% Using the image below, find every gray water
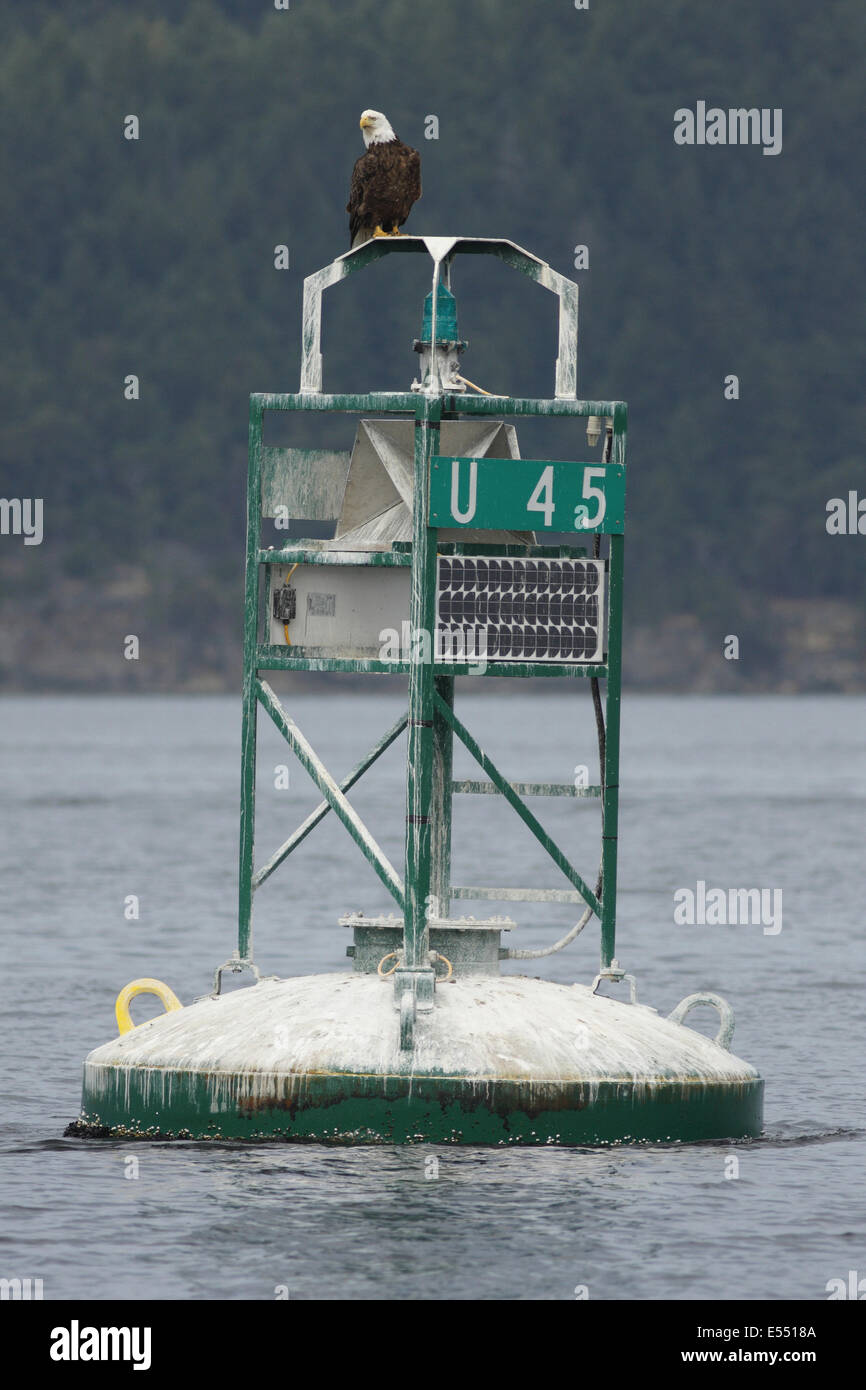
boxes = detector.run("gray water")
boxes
[1,692,863,1301]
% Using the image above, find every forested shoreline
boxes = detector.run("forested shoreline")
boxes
[0,1,862,689]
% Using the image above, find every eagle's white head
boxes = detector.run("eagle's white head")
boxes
[359,109,396,147]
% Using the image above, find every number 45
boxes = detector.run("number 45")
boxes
[574,467,606,530]
[526,465,607,529]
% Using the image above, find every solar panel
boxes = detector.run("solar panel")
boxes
[436,557,605,665]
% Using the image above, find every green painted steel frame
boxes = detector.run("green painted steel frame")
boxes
[434,695,601,917]
[240,391,627,973]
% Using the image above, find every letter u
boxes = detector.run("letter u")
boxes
[450,459,477,523]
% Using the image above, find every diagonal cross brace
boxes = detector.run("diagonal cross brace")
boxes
[434,692,601,918]
[253,711,408,889]
[257,680,405,910]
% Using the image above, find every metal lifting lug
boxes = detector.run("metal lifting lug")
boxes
[668,992,735,1051]
[590,959,639,1004]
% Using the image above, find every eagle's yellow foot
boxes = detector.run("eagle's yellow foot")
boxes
[372,225,388,237]
[390,226,406,236]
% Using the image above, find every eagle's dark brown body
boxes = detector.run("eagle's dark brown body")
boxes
[347,138,421,248]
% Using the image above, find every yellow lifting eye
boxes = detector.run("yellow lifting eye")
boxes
[115,978,183,1035]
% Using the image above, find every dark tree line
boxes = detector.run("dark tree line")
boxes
[0,0,862,656]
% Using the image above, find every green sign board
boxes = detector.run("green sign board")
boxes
[429,457,625,534]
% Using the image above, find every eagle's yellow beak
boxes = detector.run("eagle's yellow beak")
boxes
[360,116,372,129]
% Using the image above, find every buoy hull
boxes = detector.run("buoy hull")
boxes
[71,973,763,1145]
[73,1066,763,1145]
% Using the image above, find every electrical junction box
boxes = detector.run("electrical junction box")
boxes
[268,562,409,655]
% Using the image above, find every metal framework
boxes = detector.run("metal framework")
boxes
[300,235,579,398]
[235,238,627,1032]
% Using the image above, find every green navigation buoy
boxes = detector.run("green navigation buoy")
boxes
[69,236,763,1145]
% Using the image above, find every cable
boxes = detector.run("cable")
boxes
[502,864,603,960]
[453,372,504,397]
[281,563,300,648]
[589,418,613,793]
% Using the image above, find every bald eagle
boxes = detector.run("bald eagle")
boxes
[347,110,421,249]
